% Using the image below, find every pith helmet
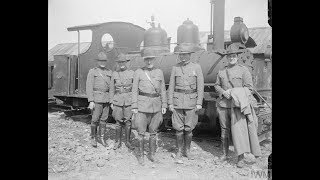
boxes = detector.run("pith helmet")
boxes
[225,43,243,55]
[115,53,130,62]
[95,52,108,61]
[174,44,195,54]
[142,48,157,59]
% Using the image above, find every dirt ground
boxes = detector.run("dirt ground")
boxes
[48,112,272,180]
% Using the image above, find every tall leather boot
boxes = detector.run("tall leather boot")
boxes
[220,138,229,161]
[113,125,122,150]
[137,134,145,166]
[124,121,134,150]
[98,123,107,147]
[174,131,184,163]
[90,125,97,148]
[184,131,194,160]
[149,134,160,163]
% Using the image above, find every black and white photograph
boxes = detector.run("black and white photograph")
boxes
[48,0,272,179]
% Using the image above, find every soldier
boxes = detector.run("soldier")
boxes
[131,49,167,165]
[168,45,204,163]
[86,51,112,148]
[214,44,261,168]
[109,53,134,150]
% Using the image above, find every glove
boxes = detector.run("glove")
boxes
[110,103,114,110]
[169,104,175,112]
[196,105,202,110]
[222,90,231,99]
[88,102,95,110]
[132,109,138,114]
[162,108,167,114]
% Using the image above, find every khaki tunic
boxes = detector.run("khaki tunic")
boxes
[109,69,134,106]
[168,61,204,132]
[168,62,204,109]
[214,64,253,108]
[131,67,167,113]
[86,67,112,103]
[109,69,134,123]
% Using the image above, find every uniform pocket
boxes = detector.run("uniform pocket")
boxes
[188,93,198,107]
[93,91,105,102]
[188,72,197,89]
[174,70,184,86]
[173,92,182,107]
[231,75,243,87]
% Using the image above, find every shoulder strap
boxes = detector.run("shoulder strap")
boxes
[144,70,159,93]
[98,70,111,85]
[226,68,234,88]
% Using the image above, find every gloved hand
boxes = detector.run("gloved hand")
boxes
[196,105,202,110]
[88,102,95,110]
[132,109,138,114]
[222,90,231,99]
[169,104,175,112]
[162,108,167,114]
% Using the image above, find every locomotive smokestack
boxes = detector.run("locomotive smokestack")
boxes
[211,0,225,50]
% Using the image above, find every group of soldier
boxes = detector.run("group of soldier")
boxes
[85,43,262,168]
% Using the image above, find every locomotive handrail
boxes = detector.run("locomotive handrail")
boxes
[253,88,272,110]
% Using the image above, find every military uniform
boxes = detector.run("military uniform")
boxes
[214,43,261,168]
[132,50,167,165]
[132,67,167,132]
[109,54,134,150]
[86,52,112,147]
[168,44,204,161]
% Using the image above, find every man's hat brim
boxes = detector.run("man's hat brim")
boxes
[226,51,242,55]
[174,51,193,54]
[115,59,130,62]
[143,56,156,59]
[95,58,108,61]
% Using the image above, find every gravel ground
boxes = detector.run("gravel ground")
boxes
[48,112,272,180]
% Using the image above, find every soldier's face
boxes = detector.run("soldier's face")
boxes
[227,54,238,65]
[179,53,191,62]
[144,58,155,68]
[118,61,127,69]
[97,60,107,67]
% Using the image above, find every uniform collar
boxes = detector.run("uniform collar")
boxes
[97,66,107,70]
[142,66,155,71]
[226,63,238,69]
[116,67,127,72]
[179,61,191,66]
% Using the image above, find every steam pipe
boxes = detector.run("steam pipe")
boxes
[210,0,213,36]
[77,30,80,92]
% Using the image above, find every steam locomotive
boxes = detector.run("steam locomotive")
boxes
[48,0,271,141]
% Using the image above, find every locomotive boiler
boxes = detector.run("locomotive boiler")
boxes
[48,0,271,141]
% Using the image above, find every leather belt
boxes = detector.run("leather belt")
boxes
[174,89,197,94]
[115,88,132,94]
[93,88,109,92]
[139,91,160,98]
